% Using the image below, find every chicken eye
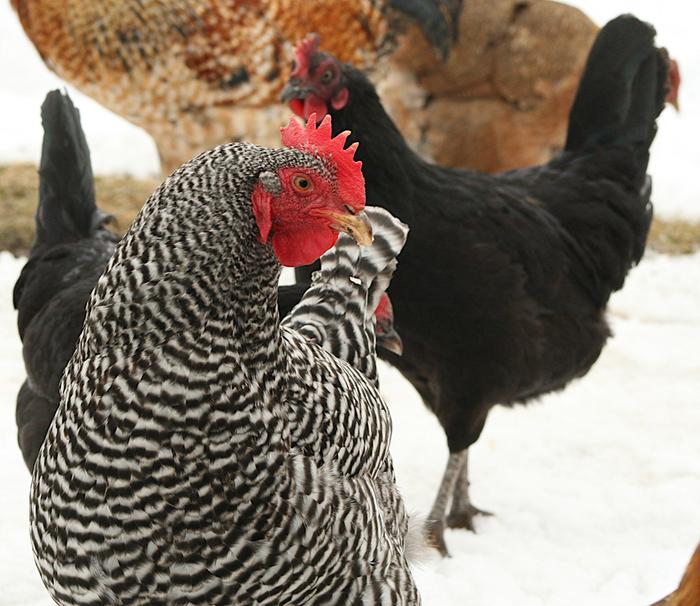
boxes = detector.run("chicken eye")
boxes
[292,175,313,193]
[319,68,334,84]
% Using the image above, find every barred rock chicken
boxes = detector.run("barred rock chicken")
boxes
[13,90,358,472]
[10,0,461,174]
[30,115,421,605]
[283,16,674,554]
[11,0,600,175]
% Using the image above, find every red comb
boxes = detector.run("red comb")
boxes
[292,33,321,78]
[281,114,365,211]
[667,57,681,111]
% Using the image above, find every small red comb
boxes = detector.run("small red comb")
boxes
[667,56,681,111]
[281,114,365,211]
[292,33,321,78]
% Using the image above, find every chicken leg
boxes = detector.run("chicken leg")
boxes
[425,450,467,556]
[426,449,492,556]
[446,449,493,530]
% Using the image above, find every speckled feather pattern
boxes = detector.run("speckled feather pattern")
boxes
[284,207,409,387]
[12,0,390,172]
[30,142,420,605]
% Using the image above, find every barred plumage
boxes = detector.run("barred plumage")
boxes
[30,138,420,605]
[284,206,409,386]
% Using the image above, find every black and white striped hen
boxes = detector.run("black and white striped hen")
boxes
[14,90,400,474]
[30,115,421,605]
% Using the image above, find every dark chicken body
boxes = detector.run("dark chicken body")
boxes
[14,90,117,471]
[288,15,670,553]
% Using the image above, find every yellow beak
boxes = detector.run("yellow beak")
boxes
[320,209,373,246]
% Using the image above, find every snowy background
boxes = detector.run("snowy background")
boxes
[1,1,699,605]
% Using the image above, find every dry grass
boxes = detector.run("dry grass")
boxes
[1,162,699,256]
[648,216,700,256]
[0,163,157,255]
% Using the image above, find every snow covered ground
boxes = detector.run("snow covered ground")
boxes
[0,1,699,217]
[2,250,699,605]
[1,1,699,605]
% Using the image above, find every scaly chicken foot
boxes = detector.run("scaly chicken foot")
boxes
[446,449,493,530]
[425,449,467,557]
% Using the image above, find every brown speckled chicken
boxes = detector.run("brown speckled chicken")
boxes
[11,0,461,173]
[12,0,595,175]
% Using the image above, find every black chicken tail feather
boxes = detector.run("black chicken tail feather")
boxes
[35,90,110,250]
[565,15,669,182]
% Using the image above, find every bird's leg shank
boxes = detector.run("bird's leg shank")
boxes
[446,449,492,530]
[425,450,468,557]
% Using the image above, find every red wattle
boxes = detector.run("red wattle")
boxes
[331,88,349,111]
[289,99,305,119]
[272,225,339,267]
[303,96,328,122]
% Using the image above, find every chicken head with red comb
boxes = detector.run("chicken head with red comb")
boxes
[281,34,349,122]
[252,114,370,267]
[281,113,364,210]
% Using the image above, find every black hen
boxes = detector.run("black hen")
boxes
[282,15,671,554]
[14,90,118,472]
[13,91,357,472]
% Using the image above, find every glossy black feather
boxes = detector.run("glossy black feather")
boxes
[33,90,109,248]
[14,90,118,471]
[277,282,311,318]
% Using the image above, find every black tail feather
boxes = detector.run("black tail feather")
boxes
[35,90,108,249]
[565,15,669,181]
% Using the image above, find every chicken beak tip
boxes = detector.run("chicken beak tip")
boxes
[379,330,403,356]
[323,209,373,246]
[348,210,373,246]
[280,82,304,103]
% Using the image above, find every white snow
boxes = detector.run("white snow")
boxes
[1,250,699,605]
[0,1,698,217]
[1,1,699,604]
